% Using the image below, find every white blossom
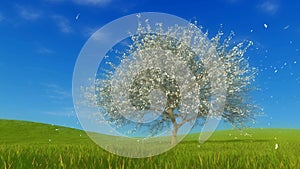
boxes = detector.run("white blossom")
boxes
[83,19,259,141]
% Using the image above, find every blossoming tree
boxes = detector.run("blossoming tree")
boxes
[84,22,259,145]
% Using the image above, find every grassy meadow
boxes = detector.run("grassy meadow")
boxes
[0,119,299,169]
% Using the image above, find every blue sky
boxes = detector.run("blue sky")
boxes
[0,0,299,129]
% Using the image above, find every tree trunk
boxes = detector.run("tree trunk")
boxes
[167,108,179,145]
[171,125,178,145]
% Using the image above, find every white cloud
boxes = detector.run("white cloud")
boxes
[46,0,111,6]
[16,5,42,21]
[258,0,279,15]
[42,83,71,100]
[45,0,65,2]
[82,26,120,46]
[52,15,72,33]
[225,0,242,3]
[37,46,55,54]
[82,27,94,37]
[72,0,111,6]
[44,107,76,117]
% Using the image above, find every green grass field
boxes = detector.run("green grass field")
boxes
[0,119,299,169]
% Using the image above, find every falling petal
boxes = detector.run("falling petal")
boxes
[76,13,80,20]
[283,25,290,30]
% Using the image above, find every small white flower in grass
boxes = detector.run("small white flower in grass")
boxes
[197,145,200,148]
[244,133,252,137]
[55,128,59,131]
[275,143,278,150]
[49,139,51,142]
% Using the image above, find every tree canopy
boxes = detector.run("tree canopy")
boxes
[84,23,259,144]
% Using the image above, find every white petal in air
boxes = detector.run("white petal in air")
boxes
[275,143,278,150]
[264,23,268,29]
[283,25,290,30]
